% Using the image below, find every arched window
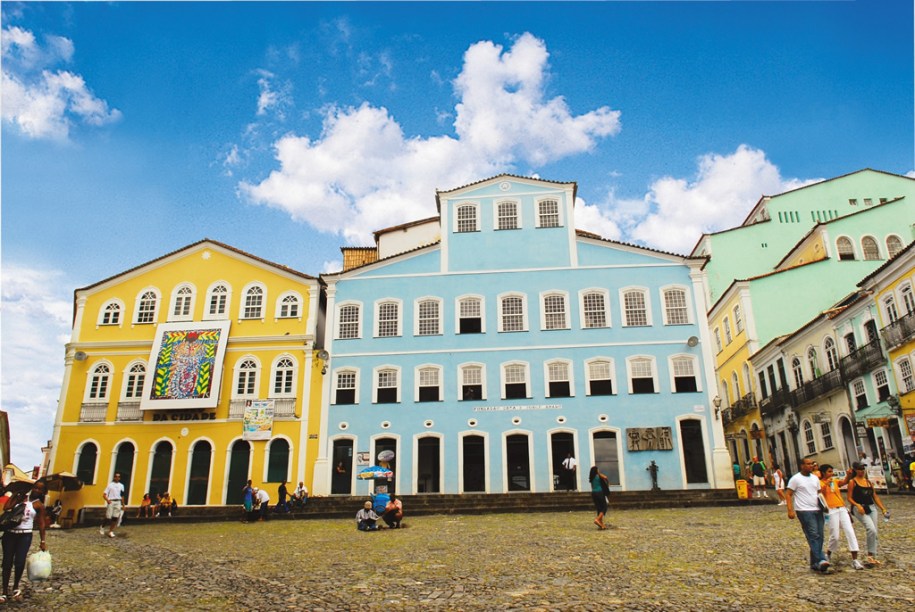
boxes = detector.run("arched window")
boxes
[537,199,560,227]
[148,441,173,500]
[586,359,614,396]
[824,337,839,371]
[113,442,135,500]
[499,294,526,332]
[277,293,301,318]
[671,356,698,392]
[376,300,401,337]
[861,236,880,260]
[542,293,568,330]
[170,284,195,320]
[135,290,159,324]
[545,361,572,397]
[622,289,649,327]
[417,366,442,402]
[334,369,358,405]
[337,303,361,339]
[123,362,146,399]
[836,237,855,261]
[883,295,898,323]
[416,299,441,336]
[791,358,804,388]
[663,288,689,325]
[628,357,656,394]
[87,364,111,401]
[497,201,518,230]
[456,204,477,232]
[75,441,98,485]
[272,357,295,396]
[460,364,484,400]
[235,359,259,397]
[242,286,264,319]
[901,285,915,316]
[807,348,819,379]
[503,363,529,399]
[375,368,399,404]
[457,296,483,334]
[267,439,290,482]
[99,301,122,326]
[886,235,904,259]
[205,283,229,319]
[731,372,740,401]
[581,290,609,328]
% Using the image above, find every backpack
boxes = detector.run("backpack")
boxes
[0,503,26,531]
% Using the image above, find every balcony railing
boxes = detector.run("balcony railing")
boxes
[228,398,297,419]
[839,339,885,381]
[79,402,108,422]
[790,368,844,408]
[116,401,142,421]
[881,310,915,350]
[229,400,247,419]
[759,387,791,417]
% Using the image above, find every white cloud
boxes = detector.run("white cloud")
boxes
[1,264,73,470]
[241,33,621,243]
[1,25,120,141]
[255,69,292,119]
[575,145,816,253]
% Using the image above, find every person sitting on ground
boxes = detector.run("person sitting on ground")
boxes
[137,493,153,519]
[48,499,63,526]
[381,495,404,529]
[293,482,308,509]
[254,487,270,521]
[356,501,379,531]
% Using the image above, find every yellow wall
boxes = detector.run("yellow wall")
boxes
[874,263,915,416]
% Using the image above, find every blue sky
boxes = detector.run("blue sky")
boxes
[2,1,913,470]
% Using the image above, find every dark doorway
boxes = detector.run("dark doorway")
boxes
[75,442,98,485]
[679,420,708,484]
[225,440,250,504]
[506,434,531,491]
[417,437,441,493]
[331,439,354,495]
[592,431,620,485]
[840,418,856,470]
[113,442,135,502]
[550,432,576,490]
[187,441,211,505]
[267,438,290,483]
[462,435,485,492]
[374,438,397,495]
[148,441,173,500]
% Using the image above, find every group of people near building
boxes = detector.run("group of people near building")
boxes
[355,496,404,531]
[241,480,309,522]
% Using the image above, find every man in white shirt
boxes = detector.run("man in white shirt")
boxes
[101,473,125,538]
[293,482,308,509]
[786,458,830,573]
[254,487,270,521]
[561,454,578,491]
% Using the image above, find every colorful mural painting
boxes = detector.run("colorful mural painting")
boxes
[141,321,231,410]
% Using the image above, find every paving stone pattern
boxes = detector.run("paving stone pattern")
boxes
[15,497,915,610]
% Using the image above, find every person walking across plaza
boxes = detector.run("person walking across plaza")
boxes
[847,462,889,567]
[100,472,125,538]
[750,456,768,498]
[785,458,830,573]
[1,480,48,603]
[589,466,610,530]
[818,464,864,570]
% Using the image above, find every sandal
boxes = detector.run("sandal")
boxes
[0,594,7,604]
[10,590,21,602]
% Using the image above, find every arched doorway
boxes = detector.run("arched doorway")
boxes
[331,439,353,495]
[679,420,708,484]
[187,440,211,505]
[592,431,620,485]
[550,432,575,490]
[840,417,856,468]
[267,438,290,483]
[225,440,250,504]
[113,442,135,502]
[374,437,397,495]
[417,437,441,493]
[505,434,530,491]
[148,441,173,500]
[75,442,98,485]
[462,435,485,492]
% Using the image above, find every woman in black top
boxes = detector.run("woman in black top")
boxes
[847,464,888,566]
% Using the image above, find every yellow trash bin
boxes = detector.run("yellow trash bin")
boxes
[736,479,749,500]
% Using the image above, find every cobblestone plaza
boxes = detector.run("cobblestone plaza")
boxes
[23,497,915,610]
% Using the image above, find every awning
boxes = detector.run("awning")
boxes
[43,472,84,492]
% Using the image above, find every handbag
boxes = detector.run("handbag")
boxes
[0,503,26,531]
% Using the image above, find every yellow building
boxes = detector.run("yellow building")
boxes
[48,240,322,514]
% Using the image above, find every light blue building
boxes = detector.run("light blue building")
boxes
[313,176,732,495]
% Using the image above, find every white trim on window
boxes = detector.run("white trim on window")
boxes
[535,198,562,228]
[239,282,267,320]
[494,199,521,230]
[458,362,487,401]
[84,360,114,403]
[836,236,856,260]
[578,288,611,329]
[667,354,702,393]
[270,354,298,398]
[372,365,402,404]
[455,294,486,334]
[497,292,528,332]
[335,300,363,340]
[414,297,442,336]
[500,361,531,400]
[374,298,403,338]
[275,291,303,319]
[133,287,161,324]
[203,281,232,321]
[626,355,658,394]
[584,357,616,396]
[120,360,147,401]
[659,285,691,326]
[331,367,360,405]
[540,290,570,330]
[232,356,261,398]
[414,364,444,402]
[167,283,196,322]
[886,234,904,259]
[543,359,574,398]
[454,202,480,233]
[98,299,125,327]
[620,287,652,327]
[861,235,881,260]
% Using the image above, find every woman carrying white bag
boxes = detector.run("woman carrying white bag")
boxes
[1,480,48,603]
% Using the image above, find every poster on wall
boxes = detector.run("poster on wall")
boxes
[140,321,231,410]
[243,399,275,440]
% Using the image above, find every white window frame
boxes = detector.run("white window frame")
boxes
[98,299,124,327]
[84,361,113,403]
[275,291,303,319]
[458,362,487,401]
[373,365,402,404]
[723,317,733,344]
[454,202,480,233]
[899,283,915,316]
[733,304,744,333]
[792,357,804,388]
[203,282,231,321]
[270,354,297,398]
[168,283,196,322]
[579,288,611,329]
[886,235,904,259]
[133,287,161,324]
[730,372,740,400]
[540,290,570,331]
[455,294,486,334]
[585,357,615,396]
[861,235,881,260]
[497,292,528,333]
[668,354,701,393]
[336,301,363,340]
[500,361,531,400]
[414,297,442,336]
[415,364,444,402]
[495,199,521,230]
[873,369,890,401]
[374,298,403,338]
[883,295,898,324]
[894,356,914,393]
[535,198,562,228]
[823,336,839,371]
[836,236,856,260]
[802,420,816,455]
[120,360,147,401]
[332,368,360,405]
[240,283,267,320]
[660,285,691,326]
[819,421,834,450]
[626,355,658,394]
[714,328,722,353]
[233,356,261,399]
[620,287,652,327]
[543,359,574,398]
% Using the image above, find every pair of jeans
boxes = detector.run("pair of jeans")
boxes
[851,504,879,556]
[795,510,827,569]
[1,531,33,592]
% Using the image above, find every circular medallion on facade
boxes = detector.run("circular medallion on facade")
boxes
[424,420,434,428]
[468,419,478,427]
[381,421,391,429]
[556,416,566,424]
[598,414,608,423]
[511,416,522,425]
[180,427,189,437]
[202,251,211,260]
[339,422,349,430]
[499,181,511,191]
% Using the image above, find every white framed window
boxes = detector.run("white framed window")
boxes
[241,284,266,320]
[455,203,479,233]
[541,291,569,330]
[743,363,753,396]
[661,287,690,325]
[895,357,914,393]
[723,317,732,344]
[98,300,124,326]
[537,198,561,228]
[456,295,484,334]
[792,357,804,388]
[900,284,915,316]
[714,328,723,353]
[415,298,442,336]
[579,289,610,329]
[85,362,112,402]
[824,337,839,371]
[374,366,400,404]
[336,302,362,339]
[502,362,530,399]
[852,378,868,410]
[121,361,146,400]
[621,288,650,327]
[733,304,743,333]
[375,299,402,338]
[498,293,528,332]
[204,282,231,320]
[886,235,904,259]
[836,236,855,260]
[670,356,700,392]
[496,200,519,230]
[803,420,816,455]
[627,356,657,394]
[459,363,486,401]
[883,295,898,324]
[861,236,880,260]
[333,369,359,405]
[820,422,834,450]
[544,360,573,398]
[271,356,296,397]
[234,358,260,397]
[169,284,196,321]
[873,369,890,402]
[807,348,820,378]
[586,358,614,396]
[416,365,443,402]
[730,372,740,400]
[276,292,302,319]
[133,288,160,324]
